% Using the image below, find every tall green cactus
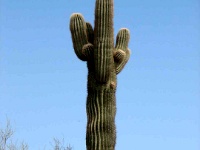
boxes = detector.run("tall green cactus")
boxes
[70,0,130,149]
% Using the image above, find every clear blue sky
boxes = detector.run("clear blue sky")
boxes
[0,0,200,149]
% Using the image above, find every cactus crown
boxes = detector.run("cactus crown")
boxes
[70,0,130,80]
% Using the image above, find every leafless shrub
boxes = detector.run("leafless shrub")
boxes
[0,119,28,150]
[0,119,14,150]
[51,138,72,150]
[1,119,73,150]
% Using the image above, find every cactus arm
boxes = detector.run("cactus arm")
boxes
[94,0,114,83]
[82,43,94,60]
[70,13,89,61]
[86,22,94,44]
[114,28,131,74]
[115,49,130,74]
[113,49,126,63]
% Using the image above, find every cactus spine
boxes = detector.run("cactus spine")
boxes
[70,0,130,149]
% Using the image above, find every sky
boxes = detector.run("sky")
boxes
[0,0,200,149]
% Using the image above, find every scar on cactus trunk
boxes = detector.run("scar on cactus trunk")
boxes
[70,0,131,149]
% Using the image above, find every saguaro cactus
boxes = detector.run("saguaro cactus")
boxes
[70,0,131,149]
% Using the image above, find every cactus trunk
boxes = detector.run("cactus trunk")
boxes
[70,0,131,149]
[86,88,116,149]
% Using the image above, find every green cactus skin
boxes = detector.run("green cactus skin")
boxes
[70,0,131,149]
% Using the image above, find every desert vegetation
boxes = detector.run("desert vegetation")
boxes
[0,119,72,150]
